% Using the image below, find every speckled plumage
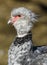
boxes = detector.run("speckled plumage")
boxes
[31,53,47,65]
[8,32,33,65]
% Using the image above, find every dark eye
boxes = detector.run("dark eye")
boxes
[18,15,21,17]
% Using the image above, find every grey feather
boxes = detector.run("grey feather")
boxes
[11,7,38,23]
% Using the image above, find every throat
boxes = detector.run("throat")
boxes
[14,31,32,46]
[17,33,27,37]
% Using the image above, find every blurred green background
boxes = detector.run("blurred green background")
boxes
[0,0,47,65]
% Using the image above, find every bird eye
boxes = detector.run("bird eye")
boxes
[18,15,21,17]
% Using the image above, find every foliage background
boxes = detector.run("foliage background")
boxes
[0,0,47,65]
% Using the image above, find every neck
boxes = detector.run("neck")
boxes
[16,31,31,38]
[14,31,32,46]
[16,33,27,37]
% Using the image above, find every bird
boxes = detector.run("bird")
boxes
[8,7,47,65]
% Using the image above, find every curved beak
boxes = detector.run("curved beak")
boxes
[7,20,11,24]
[7,18,12,24]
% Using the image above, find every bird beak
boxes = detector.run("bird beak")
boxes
[7,18,12,24]
[7,20,11,24]
[7,15,21,24]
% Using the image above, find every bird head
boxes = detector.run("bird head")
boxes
[8,7,38,37]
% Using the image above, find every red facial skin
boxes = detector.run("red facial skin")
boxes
[12,16,19,22]
[12,15,21,24]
